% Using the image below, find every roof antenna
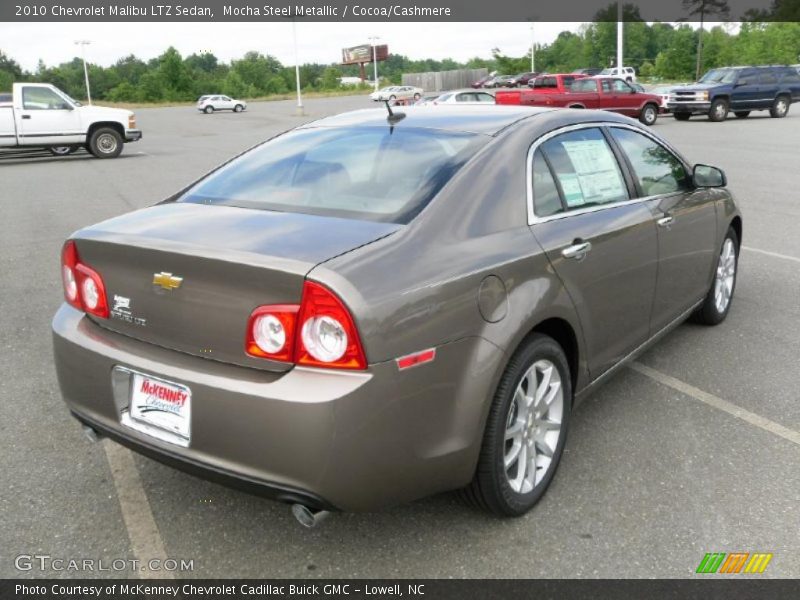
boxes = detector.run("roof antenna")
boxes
[384,100,406,125]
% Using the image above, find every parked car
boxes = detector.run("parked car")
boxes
[573,67,604,76]
[600,67,637,82]
[649,85,680,112]
[526,73,588,92]
[413,93,441,106]
[503,77,662,125]
[511,72,538,87]
[53,105,741,522]
[197,95,247,114]
[668,65,800,121]
[0,83,141,158]
[470,74,496,89]
[429,90,496,105]
[484,75,517,88]
[370,86,423,102]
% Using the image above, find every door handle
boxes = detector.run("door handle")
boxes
[561,241,592,260]
[21,115,31,120]
[657,215,674,228]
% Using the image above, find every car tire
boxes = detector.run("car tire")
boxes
[692,226,739,326]
[734,111,751,119]
[88,127,123,159]
[461,333,571,517]
[233,104,243,113]
[639,103,658,126]
[204,106,214,114]
[708,98,729,122]
[674,113,691,121]
[49,145,78,156]
[769,95,790,118]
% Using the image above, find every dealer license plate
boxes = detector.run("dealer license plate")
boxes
[127,372,191,444]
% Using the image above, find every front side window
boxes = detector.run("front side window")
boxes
[610,128,689,197]
[179,126,488,224]
[476,93,494,103]
[22,87,71,110]
[611,79,633,93]
[539,128,628,210]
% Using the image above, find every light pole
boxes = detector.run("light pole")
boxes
[529,24,535,72]
[368,36,380,92]
[74,40,92,105]
[616,1,624,72]
[291,19,304,116]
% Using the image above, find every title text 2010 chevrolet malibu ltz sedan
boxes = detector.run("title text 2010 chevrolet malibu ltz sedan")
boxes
[53,106,742,520]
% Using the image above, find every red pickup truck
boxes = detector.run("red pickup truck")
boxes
[496,77,662,126]
[496,73,587,105]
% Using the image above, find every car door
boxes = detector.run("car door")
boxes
[220,95,235,110]
[528,126,659,378]
[606,79,640,116]
[756,69,779,109]
[607,125,719,334]
[17,86,83,145]
[730,68,760,109]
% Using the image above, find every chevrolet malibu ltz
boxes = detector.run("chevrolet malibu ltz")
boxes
[53,106,741,523]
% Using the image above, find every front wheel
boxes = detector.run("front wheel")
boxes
[88,127,123,159]
[461,334,571,516]
[770,95,790,118]
[709,98,729,122]
[673,112,691,121]
[639,104,658,126]
[693,227,739,325]
[204,105,214,114]
[233,104,244,113]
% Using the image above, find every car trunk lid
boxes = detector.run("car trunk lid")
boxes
[72,203,400,372]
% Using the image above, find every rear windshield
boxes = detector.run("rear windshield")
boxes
[178,126,488,224]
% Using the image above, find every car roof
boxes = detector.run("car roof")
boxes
[298,106,553,136]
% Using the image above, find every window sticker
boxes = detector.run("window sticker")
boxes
[560,140,627,205]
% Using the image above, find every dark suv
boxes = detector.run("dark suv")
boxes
[668,65,800,121]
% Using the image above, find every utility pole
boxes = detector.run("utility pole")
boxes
[368,36,380,91]
[530,24,535,72]
[74,40,92,105]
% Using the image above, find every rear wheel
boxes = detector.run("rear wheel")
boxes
[639,103,658,126]
[233,104,243,113]
[204,105,214,114]
[734,111,751,119]
[709,98,729,122]
[693,227,739,325]
[769,95,790,118]
[88,127,123,159]
[461,334,571,516]
[673,112,691,121]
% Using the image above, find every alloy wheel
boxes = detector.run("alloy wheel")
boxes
[714,238,736,313]
[504,360,564,494]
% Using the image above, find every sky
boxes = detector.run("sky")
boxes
[0,22,587,71]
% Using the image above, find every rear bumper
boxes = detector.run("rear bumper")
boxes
[125,129,142,142]
[52,304,504,511]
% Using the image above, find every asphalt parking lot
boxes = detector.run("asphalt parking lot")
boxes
[1,96,798,579]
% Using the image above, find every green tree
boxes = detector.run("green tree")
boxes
[682,0,731,80]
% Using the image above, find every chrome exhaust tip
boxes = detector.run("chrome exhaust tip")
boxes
[291,503,330,528]
[82,425,103,443]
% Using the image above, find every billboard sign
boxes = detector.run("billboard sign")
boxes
[342,44,389,64]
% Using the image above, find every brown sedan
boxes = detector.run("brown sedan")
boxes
[53,106,741,524]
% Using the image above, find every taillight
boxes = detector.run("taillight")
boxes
[245,305,298,362]
[61,240,109,318]
[245,281,367,370]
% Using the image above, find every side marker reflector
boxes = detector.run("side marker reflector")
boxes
[396,348,436,370]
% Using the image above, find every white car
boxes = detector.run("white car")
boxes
[0,82,140,158]
[370,86,423,102]
[429,90,496,105]
[197,95,247,114]
[649,85,681,111]
[600,67,637,83]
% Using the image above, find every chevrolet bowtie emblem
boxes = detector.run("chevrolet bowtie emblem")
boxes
[152,272,183,291]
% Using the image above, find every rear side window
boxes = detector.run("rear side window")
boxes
[534,77,557,89]
[539,128,628,209]
[780,70,800,84]
[531,150,563,217]
[179,127,488,224]
[759,70,778,85]
[609,128,689,197]
[563,76,576,87]
[571,79,597,92]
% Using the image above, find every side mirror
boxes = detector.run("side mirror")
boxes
[693,164,726,188]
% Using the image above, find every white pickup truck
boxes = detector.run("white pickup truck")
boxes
[0,83,141,158]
